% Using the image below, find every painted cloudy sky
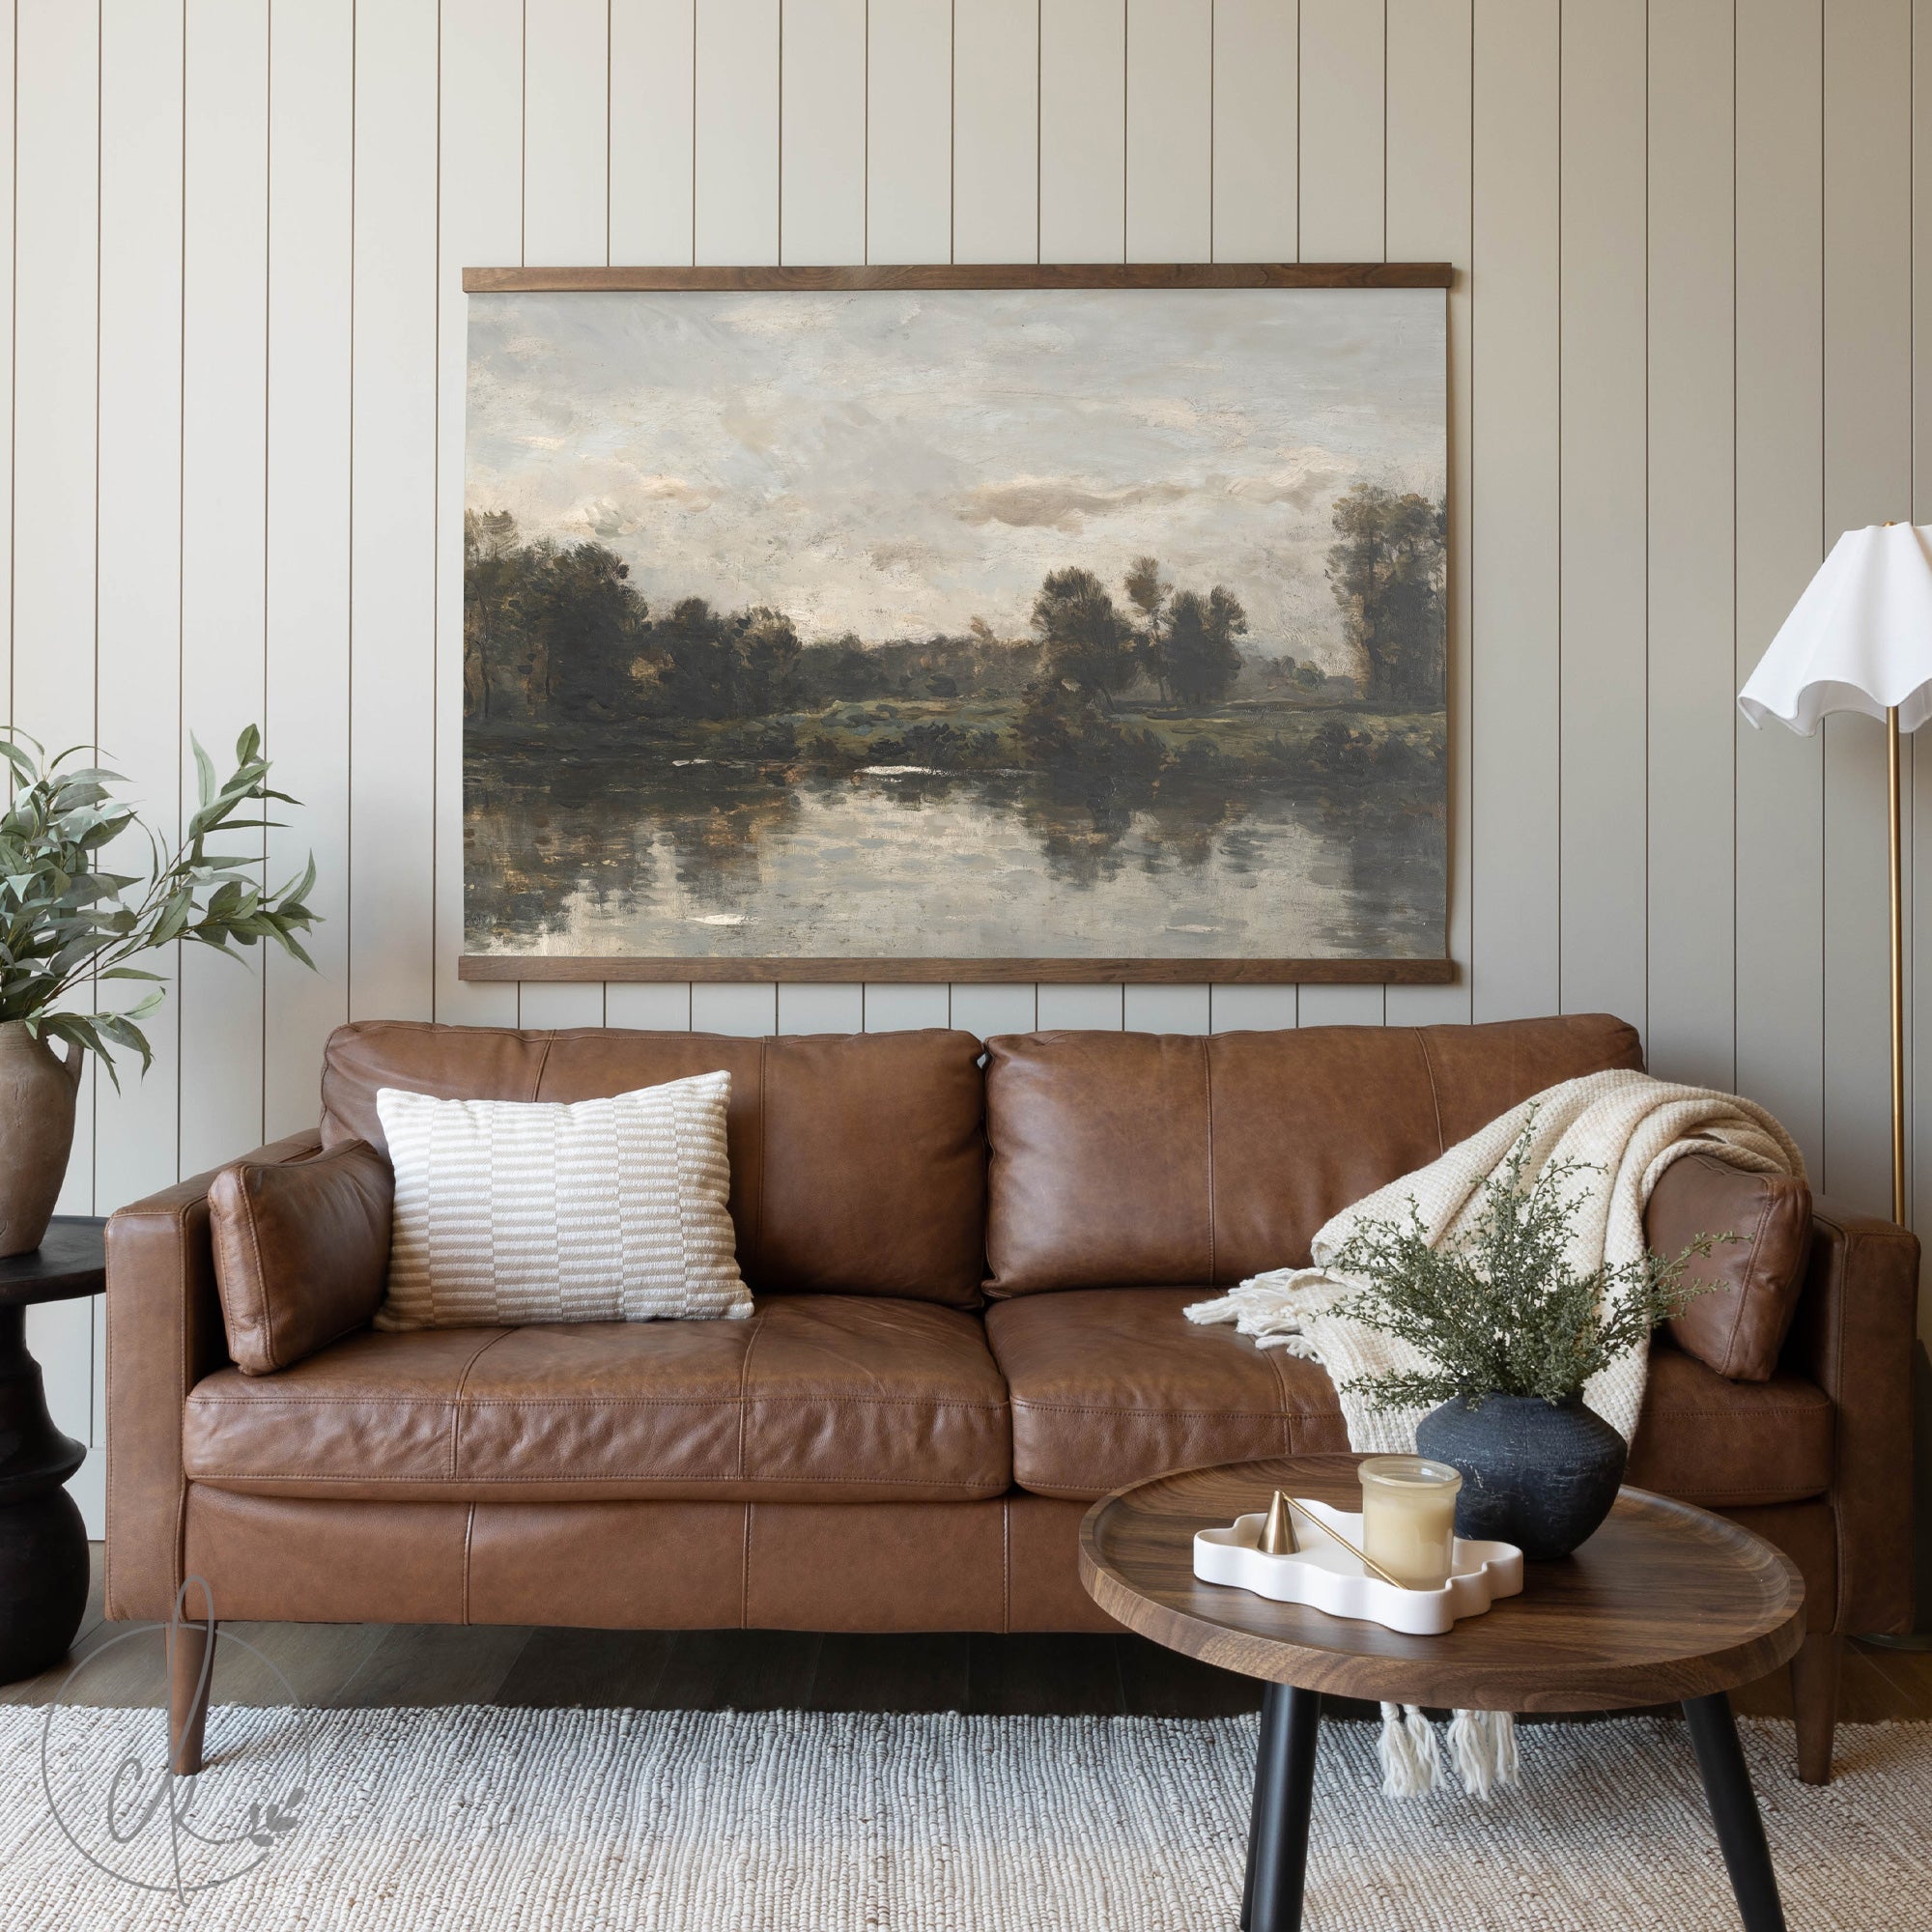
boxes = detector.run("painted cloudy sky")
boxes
[465,286,1446,668]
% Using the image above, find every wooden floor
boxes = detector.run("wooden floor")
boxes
[8,1548,1930,1725]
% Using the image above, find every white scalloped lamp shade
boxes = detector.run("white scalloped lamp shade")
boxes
[1739,522,1932,735]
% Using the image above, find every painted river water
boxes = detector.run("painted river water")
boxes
[465,752,1447,962]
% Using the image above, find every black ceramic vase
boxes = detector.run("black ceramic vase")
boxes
[1413,1392,1627,1561]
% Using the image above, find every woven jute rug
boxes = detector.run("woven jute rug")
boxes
[6,1704,1927,1930]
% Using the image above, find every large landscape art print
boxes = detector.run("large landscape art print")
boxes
[461,268,1450,980]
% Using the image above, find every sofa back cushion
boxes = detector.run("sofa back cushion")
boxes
[981,1013,1644,1294]
[321,1022,987,1305]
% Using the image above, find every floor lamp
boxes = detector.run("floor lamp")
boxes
[1737,520,1932,1231]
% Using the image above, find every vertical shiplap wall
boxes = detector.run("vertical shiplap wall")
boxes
[18,0,1932,1526]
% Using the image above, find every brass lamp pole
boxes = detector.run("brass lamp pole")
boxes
[1741,520,1932,1233]
[1889,701,1907,1227]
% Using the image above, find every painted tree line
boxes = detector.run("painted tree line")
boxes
[462,481,1445,736]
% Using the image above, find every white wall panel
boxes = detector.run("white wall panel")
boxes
[520,982,610,1029]
[608,981,696,1029]
[1211,0,1295,263]
[265,0,353,1138]
[1736,0,1825,1172]
[1210,984,1295,1031]
[351,0,439,1028]
[98,0,182,1209]
[14,0,99,859]
[692,982,780,1033]
[951,984,1037,1039]
[1556,0,1646,1038]
[1040,0,1125,262]
[1126,0,1209,262]
[15,0,95,1441]
[96,0,183,1451]
[519,0,615,1035]
[1297,0,1381,263]
[1124,985,1210,1034]
[437,0,525,1031]
[1647,0,1736,1091]
[1294,0,1387,1030]
[864,983,951,1031]
[953,0,1038,263]
[1468,0,1559,1022]
[781,0,867,265]
[778,982,865,1032]
[179,0,269,1176]
[1383,0,1470,1029]
[526,0,612,266]
[696,0,780,264]
[611,0,697,263]
[1037,984,1125,1030]
[867,0,952,263]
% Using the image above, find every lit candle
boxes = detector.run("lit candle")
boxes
[1358,1456,1463,1590]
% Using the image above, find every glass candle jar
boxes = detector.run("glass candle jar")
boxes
[1359,1456,1463,1590]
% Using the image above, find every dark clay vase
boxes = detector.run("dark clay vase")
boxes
[0,1021,81,1257]
[1414,1392,1627,1561]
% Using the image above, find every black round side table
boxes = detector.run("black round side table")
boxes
[0,1215,104,1682]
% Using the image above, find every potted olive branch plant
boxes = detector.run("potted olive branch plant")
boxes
[1325,1127,1730,1560]
[0,725,319,1255]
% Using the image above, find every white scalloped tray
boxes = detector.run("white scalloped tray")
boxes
[1193,1500,1523,1636]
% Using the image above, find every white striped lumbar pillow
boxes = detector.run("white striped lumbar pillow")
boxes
[372,1071,752,1330]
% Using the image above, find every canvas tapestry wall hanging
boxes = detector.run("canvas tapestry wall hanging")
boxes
[459,265,1451,983]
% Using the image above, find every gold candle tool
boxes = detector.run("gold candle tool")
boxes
[1259,1490,1299,1555]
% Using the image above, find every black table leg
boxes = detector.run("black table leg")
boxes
[1239,1690,1268,1930]
[1243,1685,1321,1932]
[1684,1692,1787,1932]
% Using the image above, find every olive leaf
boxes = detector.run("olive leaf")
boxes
[0,725,321,1087]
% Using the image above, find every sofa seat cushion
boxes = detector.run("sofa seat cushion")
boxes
[987,1292,1837,1510]
[985,1289,1350,1499]
[1626,1343,1833,1507]
[183,1294,1010,1504]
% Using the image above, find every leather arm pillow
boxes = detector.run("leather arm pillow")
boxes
[209,1139,393,1375]
[1646,1151,1812,1382]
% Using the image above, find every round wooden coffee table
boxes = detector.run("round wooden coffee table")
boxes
[1080,1454,1806,1932]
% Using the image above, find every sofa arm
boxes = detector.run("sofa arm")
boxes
[1781,1194,1919,1634]
[104,1129,324,1620]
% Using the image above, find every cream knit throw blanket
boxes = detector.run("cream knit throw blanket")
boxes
[1185,1067,1806,1799]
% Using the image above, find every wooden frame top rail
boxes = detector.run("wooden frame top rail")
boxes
[464,264,1456,294]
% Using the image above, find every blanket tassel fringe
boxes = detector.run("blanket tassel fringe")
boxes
[1378,1704,1517,1800]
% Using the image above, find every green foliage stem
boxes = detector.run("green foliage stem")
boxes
[0,725,320,1087]
[1325,1118,1734,1410]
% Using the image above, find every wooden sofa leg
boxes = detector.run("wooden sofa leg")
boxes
[1789,1632,1839,1785]
[167,1616,215,1776]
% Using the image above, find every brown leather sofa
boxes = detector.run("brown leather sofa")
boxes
[105,1012,1917,1782]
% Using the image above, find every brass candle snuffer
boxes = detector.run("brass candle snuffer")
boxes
[1256,1489,1406,1589]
